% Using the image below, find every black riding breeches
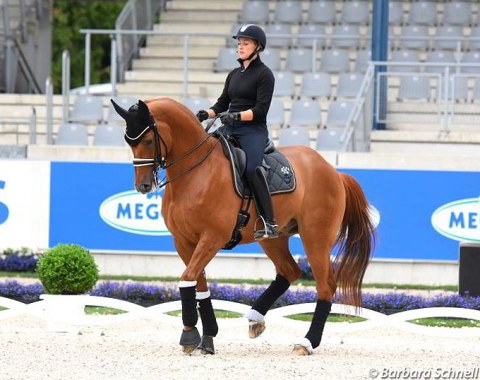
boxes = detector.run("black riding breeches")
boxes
[221,122,268,180]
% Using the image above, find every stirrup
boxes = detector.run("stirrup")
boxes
[254,217,279,241]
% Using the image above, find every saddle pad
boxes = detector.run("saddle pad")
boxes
[216,133,296,198]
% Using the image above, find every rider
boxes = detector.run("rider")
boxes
[196,24,278,240]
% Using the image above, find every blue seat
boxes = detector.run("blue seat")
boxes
[341,1,369,25]
[300,72,331,99]
[320,49,350,73]
[70,95,104,124]
[286,48,315,72]
[307,1,336,25]
[289,100,322,128]
[331,24,361,50]
[214,48,238,72]
[325,101,355,127]
[266,23,293,48]
[267,98,285,127]
[274,1,303,24]
[239,1,270,23]
[297,24,326,49]
[316,127,348,151]
[93,124,125,146]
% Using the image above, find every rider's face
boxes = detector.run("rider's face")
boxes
[237,37,258,60]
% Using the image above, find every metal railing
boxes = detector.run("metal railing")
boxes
[370,61,480,133]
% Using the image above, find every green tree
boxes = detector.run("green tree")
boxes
[52,0,126,93]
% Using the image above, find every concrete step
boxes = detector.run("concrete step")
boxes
[125,70,226,83]
[166,0,242,11]
[131,58,216,71]
[116,82,224,98]
[160,9,239,23]
[153,22,231,34]
[140,46,221,59]
[146,35,228,47]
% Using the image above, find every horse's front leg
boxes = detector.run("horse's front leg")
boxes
[178,236,223,354]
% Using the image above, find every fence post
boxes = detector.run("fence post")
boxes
[46,77,53,144]
[371,0,389,130]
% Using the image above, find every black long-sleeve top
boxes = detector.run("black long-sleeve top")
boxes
[210,57,275,126]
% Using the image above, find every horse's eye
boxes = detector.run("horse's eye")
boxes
[145,139,153,146]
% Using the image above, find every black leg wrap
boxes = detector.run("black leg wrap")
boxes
[305,300,332,349]
[179,326,201,347]
[179,285,198,327]
[198,297,218,337]
[198,335,215,355]
[251,274,290,315]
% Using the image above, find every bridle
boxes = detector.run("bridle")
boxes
[130,114,219,189]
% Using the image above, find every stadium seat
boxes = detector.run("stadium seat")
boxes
[316,127,348,151]
[213,48,238,72]
[266,23,293,49]
[336,72,363,99]
[274,1,303,24]
[182,97,212,113]
[300,72,331,99]
[460,52,480,74]
[355,50,371,73]
[286,48,315,72]
[267,98,285,127]
[469,27,480,51]
[325,100,355,127]
[443,2,472,26]
[106,96,137,123]
[390,50,421,73]
[262,48,282,71]
[297,24,326,49]
[388,1,404,25]
[289,100,322,128]
[320,49,350,73]
[407,2,437,26]
[447,75,469,102]
[307,1,336,25]
[472,77,480,102]
[331,24,361,50]
[341,1,369,25]
[278,127,310,147]
[424,51,456,74]
[239,1,269,23]
[93,124,125,147]
[273,71,296,98]
[55,123,89,146]
[433,26,464,51]
[69,95,104,124]
[397,75,431,101]
[397,25,429,51]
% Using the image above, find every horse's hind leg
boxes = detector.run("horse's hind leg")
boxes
[293,232,337,356]
[247,237,302,338]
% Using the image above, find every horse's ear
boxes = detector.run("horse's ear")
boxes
[110,99,129,120]
[137,100,150,117]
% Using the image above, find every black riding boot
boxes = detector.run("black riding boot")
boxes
[250,167,279,240]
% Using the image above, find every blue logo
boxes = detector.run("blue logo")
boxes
[0,180,9,225]
[431,197,480,242]
[99,189,171,236]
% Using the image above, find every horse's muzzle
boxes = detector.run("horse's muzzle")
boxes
[137,183,152,194]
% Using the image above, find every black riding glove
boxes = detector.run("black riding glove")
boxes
[220,112,241,126]
[196,110,209,122]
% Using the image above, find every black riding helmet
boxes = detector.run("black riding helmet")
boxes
[232,24,266,52]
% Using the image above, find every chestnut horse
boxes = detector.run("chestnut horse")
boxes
[111,97,375,356]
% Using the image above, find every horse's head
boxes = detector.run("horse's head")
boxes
[111,99,165,194]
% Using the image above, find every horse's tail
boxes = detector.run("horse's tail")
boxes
[334,173,376,308]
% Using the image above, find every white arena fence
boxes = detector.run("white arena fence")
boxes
[1,296,480,338]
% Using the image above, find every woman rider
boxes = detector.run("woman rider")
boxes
[196,24,278,240]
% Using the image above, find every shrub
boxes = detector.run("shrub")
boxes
[37,244,99,295]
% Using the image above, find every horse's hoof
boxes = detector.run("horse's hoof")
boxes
[197,335,215,355]
[180,327,201,355]
[248,320,266,339]
[292,344,312,356]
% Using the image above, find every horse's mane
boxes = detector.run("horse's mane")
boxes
[144,97,206,134]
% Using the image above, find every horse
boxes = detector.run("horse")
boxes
[111,97,375,356]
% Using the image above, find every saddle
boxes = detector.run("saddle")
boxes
[212,130,296,250]
[213,131,296,198]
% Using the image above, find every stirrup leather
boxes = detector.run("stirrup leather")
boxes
[254,216,279,240]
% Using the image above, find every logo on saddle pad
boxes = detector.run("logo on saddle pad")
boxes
[99,190,170,236]
[431,197,480,242]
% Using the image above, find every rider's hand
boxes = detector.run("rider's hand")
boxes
[196,110,209,122]
[220,112,241,126]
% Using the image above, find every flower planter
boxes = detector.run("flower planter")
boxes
[40,294,87,333]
